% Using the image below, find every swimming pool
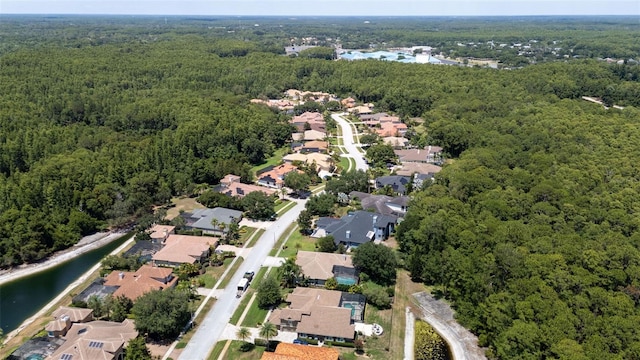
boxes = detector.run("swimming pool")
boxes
[335,276,357,285]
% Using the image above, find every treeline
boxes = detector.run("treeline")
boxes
[398,92,640,357]
[0,26,640,358]
[1,31,638,268]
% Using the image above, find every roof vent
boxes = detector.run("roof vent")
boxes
[119,272,125,280]
[346,230,351,239]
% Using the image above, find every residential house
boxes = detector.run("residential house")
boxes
[182,207,243,236]
[103,264,178,301]
[359,112,390,123]
[257,163,301,189]
[289,112,326,133]
[151,234,217,267]
[261,343,340,360]
[313,211,397,248]
[46,319,138,360]
[349,191,409,216]
[383,136,409,149]
[395,145,443,164]
[149,224,175,243]
[283,153,334,173]
[218,174,277,198]
[45,307,93,338]
[395,162,442,177]
[303,129,326,141]
[295,251,358,286]
[341,97,356,108]
[291,132,304,142]
[268,288,364,343]
[413,172,436,189]
[376,122,407,137]
[298,140,329,154]
[375,175,412,195]
[349,105,372,115]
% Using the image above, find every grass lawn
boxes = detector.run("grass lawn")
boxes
[239,296,269,327]
[250,146,288,176]
[363,304,394,359]
[275,199,296,215]
[197,257,235,288]
[278,229,317,259]
[208,340,265,360]
[218,256,244,289]
[245,229,265,248]
[239,226,258,243]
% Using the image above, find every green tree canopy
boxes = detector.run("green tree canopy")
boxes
[353,242,398,286]
[257,275,282,309]
[131,289,191,341]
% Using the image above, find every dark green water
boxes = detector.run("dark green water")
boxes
[0,234,130,334]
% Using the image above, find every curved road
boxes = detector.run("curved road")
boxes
[331,113,368,171]
[178,199,306,360]
[179,113,368,359]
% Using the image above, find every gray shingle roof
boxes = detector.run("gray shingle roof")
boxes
[188,207,243,231]
[318,211,397,245]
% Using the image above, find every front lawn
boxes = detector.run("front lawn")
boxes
[278,229,317,259]
[208,340,265,360]
[197,257,235,288]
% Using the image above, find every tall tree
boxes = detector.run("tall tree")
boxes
[353,242,398,286]
[124,336,152,360]
[131,289,191,341]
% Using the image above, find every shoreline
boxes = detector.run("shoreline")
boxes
[1,233,135,347]
[0,231,127,287]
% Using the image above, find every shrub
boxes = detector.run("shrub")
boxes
[239,342,255,352]
[254,338,269,347]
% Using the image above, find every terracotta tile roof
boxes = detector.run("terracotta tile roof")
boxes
[47,319,138,360]
[261,343,340,360]
[104,265,177,301]
[221,182,277,198]
[295,251,353,281]
[151,234,217,265]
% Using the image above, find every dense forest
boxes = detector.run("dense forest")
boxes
[1,16,640,358]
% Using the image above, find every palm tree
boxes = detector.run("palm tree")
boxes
[259,321,278,343]
[236,327,251,342]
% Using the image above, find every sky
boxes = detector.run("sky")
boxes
[1,0,639,16]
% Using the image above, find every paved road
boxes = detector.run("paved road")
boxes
[331,113,368,171]
[413,292,487,360]
[178,199,307,360]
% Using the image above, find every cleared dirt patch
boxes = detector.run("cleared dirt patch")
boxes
[165,197,206,220]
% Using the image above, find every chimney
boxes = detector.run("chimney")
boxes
[373,215,378,225]
[119,272,125,280]
[346,230,351,239]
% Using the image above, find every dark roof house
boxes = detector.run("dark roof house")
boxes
[349,191,409,216]
[375,175,412,195]
[313,211,397,248]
